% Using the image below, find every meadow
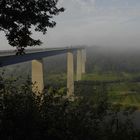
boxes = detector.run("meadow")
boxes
[81,72,140,108]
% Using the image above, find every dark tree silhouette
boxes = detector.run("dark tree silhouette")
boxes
[0,0,64,48]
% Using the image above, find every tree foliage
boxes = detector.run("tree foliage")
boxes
[0,0,64,48]
[0,76,139,140]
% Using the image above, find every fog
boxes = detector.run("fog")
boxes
[0,0,140,50]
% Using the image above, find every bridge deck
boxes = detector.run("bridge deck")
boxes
[0,47,83,67]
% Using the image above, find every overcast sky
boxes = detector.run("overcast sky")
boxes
[0,0,140,50]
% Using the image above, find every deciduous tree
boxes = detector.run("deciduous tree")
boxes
[0,0,64,48]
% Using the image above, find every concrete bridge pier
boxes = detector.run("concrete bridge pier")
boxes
[76,49,82,81]
[67,50,74,97]
[82,49,86,74]
[32,59,44,94]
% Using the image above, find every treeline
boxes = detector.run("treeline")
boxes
[86,46,140,73]
[0,77,140,140]
[43,46,140,73]
[44,46,140,73]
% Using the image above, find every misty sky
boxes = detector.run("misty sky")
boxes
[0,0,140,50]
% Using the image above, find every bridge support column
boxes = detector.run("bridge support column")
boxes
[32,59,44,94]
[67,50,74,97]
[82,49,86,74]
[76,49,82,81]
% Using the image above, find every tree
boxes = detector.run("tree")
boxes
[0,0,64,48]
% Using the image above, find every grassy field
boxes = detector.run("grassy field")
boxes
[82,72,140,108]
[107,83,140,107]
[82,72,140,81]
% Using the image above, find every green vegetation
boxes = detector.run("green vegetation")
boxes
[0,77,139,140]
[42,70,140,108]
[82,72,124,81]
[1,47,140,139]
[79,72,140,109]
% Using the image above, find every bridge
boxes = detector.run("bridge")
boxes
[0,47,86,96]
